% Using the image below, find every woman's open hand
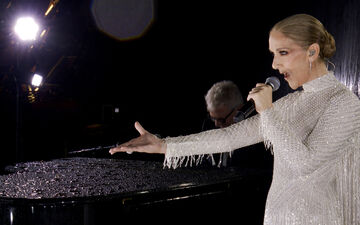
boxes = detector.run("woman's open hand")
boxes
[109,121,166,155]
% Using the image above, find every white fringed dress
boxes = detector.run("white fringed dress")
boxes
[164,72,360,225]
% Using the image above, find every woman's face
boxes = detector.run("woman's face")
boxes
[269,30,311,90]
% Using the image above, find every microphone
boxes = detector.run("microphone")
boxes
[235,76,280,120]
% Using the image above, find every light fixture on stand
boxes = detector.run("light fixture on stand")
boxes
[13,16,40,162]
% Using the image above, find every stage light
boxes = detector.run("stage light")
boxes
[45,4,54,16]
[14,17,40,41]
[31,74,43,87]
[40,29,47,38]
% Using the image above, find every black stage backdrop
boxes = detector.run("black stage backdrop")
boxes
[0,0,359,164]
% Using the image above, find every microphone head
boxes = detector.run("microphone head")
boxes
[265,76,280,91]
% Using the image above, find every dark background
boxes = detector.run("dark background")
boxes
[0,0,359,166]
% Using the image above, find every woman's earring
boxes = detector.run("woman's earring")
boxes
[309,50,315,72]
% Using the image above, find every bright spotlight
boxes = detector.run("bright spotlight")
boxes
[31,74,43,87]
[14,17,40,41]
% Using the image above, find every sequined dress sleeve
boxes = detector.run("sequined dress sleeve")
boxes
[164,112,263,168]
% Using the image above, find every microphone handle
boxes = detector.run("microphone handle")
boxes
[243,99,255,118]
[242,77,278,119]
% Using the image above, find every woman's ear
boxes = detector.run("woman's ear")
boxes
[308,43,320,61]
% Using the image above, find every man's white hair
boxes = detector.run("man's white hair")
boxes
[205,80,243,112]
